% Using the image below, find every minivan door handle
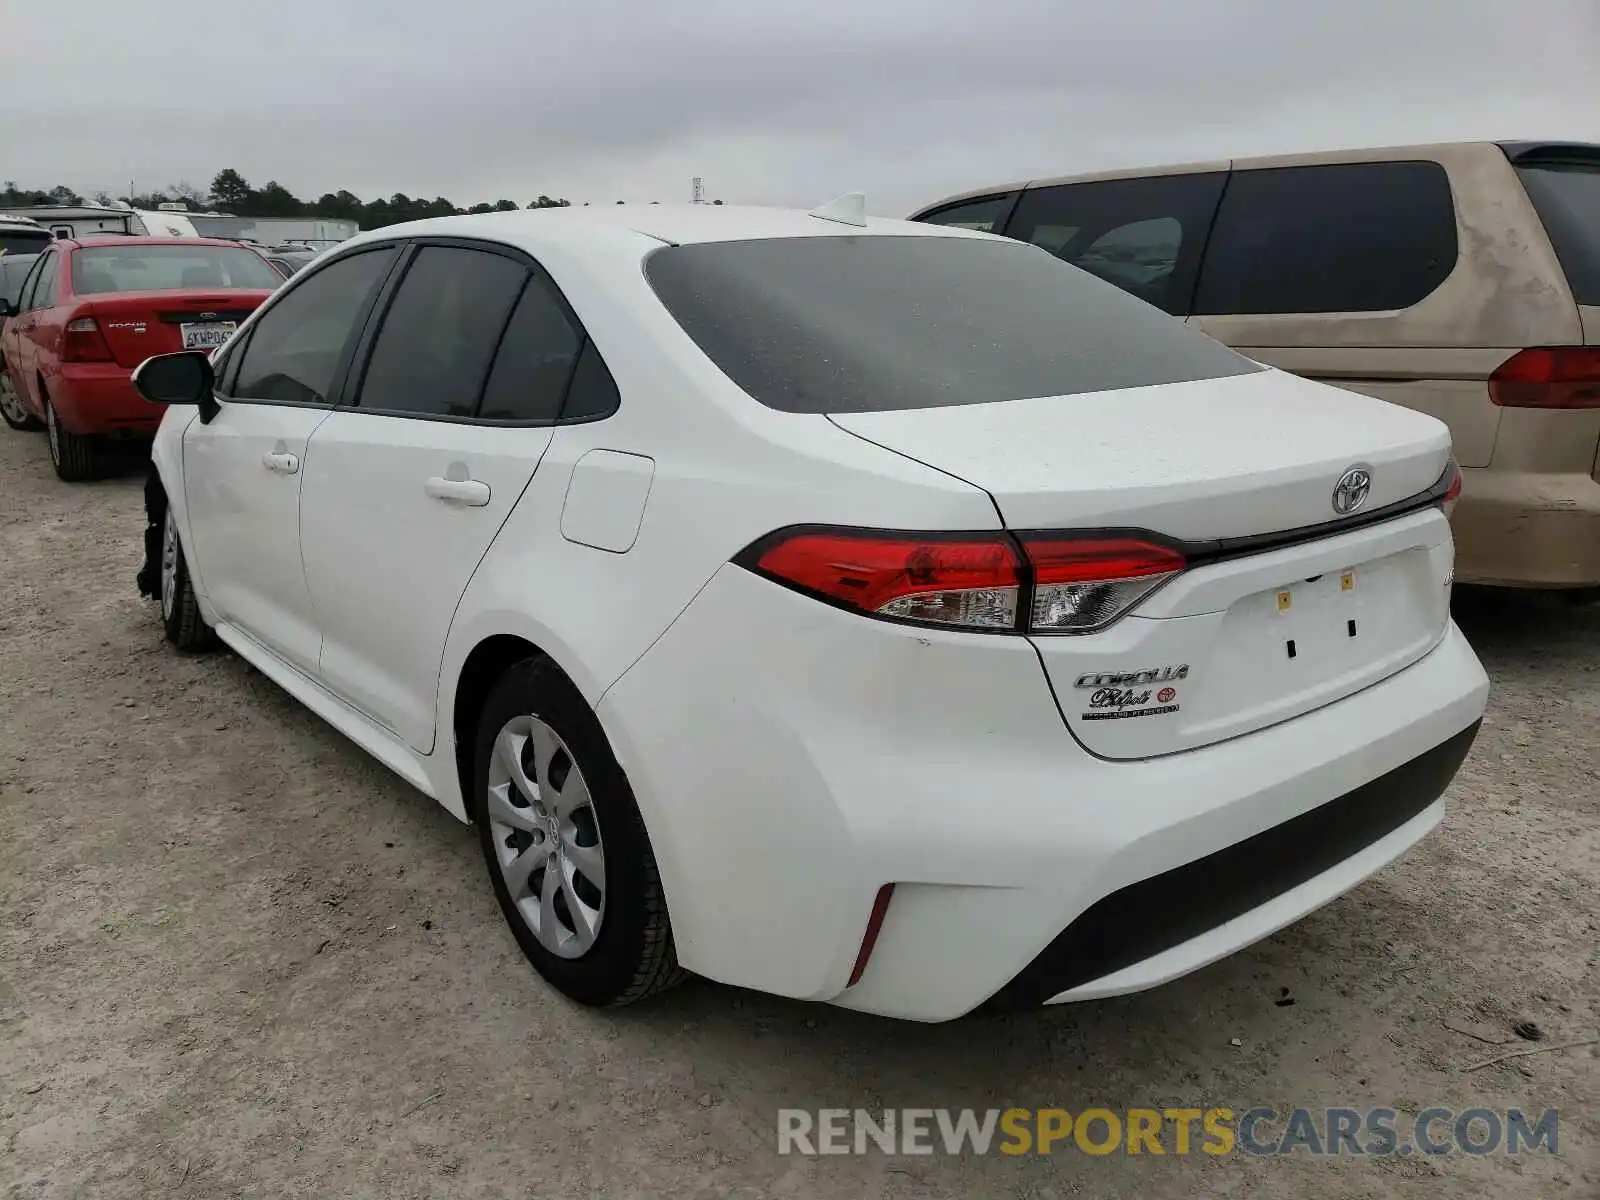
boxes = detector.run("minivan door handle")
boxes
[424,477,491,507]
[262,450,300,474]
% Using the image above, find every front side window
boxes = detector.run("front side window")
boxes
[1003,173,1227,314]
[645,234,1259,414]
[70,244,283,295]
[232,247,396,406]
[354,246,528,418]
[914,193,1018,234]
[1192,160,1459,315]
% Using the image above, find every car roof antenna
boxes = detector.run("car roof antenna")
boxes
[808,192,867,227]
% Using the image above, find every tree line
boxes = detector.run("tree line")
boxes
[0,170,712,230]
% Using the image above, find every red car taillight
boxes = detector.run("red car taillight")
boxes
[739,527,1184,634]
[1440,458,1463,517]
[1488,347,1600,409]
[62,317,113,363]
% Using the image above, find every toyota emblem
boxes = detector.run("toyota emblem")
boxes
[1331,466,1372,516]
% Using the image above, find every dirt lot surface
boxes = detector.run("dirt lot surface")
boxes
[1,427,1596,1200]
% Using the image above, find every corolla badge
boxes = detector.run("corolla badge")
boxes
[1331,466,1372,516]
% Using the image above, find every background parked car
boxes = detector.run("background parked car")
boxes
[911,140,1600,596]
[0,236,281,477]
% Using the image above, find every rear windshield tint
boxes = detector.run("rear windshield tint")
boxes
[71,244,283,295]
[644,235,1260,414]
[1517,162,1600,304]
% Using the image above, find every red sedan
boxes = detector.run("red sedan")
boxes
[0,237,281,480]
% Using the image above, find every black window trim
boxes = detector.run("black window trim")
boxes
[215,242,404,412]
[337,234,619,428]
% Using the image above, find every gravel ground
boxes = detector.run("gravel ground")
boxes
[1,427,1596,1200]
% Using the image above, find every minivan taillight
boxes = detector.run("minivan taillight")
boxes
[738,527,1184,634]
[1488,347,1600,409]
[62,316,113,363]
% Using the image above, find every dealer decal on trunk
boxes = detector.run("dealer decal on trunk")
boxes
[1074,664,1188,720]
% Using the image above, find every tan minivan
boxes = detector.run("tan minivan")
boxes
[910,141,1600,593]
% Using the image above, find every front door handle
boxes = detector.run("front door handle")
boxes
[262,450,300,474]
[424,476,491,506]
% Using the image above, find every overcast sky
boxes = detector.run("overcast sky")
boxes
[4,0,1597,216]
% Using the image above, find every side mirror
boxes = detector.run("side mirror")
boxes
[133,351,214,406]
[133,351,219,421]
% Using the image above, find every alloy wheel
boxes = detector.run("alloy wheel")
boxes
[161,508,180,622]
[0,374,27,426]
[485,714,607,959]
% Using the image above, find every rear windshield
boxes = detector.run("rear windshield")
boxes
[1517,162,1600,304]
[70,244,283,295]
[0,230,53,256]
[644,234,1260,414]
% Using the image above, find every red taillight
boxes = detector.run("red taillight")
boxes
[1441,458,1463,517]
[742,528,1184,633]
[62,316,113,363]
[1488,347,1600,409]
[1019,535,1187,633]
[749,530,1022,630]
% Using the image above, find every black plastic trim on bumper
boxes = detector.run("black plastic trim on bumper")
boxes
[981,720,1481,1012]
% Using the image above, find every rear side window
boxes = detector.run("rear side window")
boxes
[1516,161,1600,305]
[70,245,283,294]
[645,235,1259,414]
[234,247,396,406]
[1193,161,1458,315]
[477,275,583,422]
[914,193,1018,234]
[1001,173,1227,314]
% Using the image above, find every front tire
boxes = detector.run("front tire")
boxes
[0,371,41,431]
[44,392,105,482]
[160,506,215,652]
[473,658,685,1007]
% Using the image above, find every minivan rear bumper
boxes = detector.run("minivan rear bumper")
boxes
[1453,468,1600,588]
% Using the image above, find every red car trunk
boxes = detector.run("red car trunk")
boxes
[80,290,272,368]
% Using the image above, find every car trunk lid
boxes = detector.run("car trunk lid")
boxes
[80,290,271,368]
[830,368,1457,758]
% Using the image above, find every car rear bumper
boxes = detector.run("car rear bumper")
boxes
[598,564,1490,1022]
[52,363,163,436]
[1453,468,1600,588]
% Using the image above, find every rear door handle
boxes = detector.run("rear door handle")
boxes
[424,477,491,507]
[262,450,300,474]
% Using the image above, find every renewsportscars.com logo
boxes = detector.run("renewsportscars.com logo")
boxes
[776,1107,1560,1158]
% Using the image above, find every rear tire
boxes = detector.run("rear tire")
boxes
[473,657,686,1007]
[44,391,105,482]
[160,506,216,652]
[0,371,41,431]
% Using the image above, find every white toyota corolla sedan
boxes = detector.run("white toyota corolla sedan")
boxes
[131,202,1489,1022]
